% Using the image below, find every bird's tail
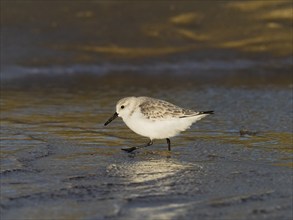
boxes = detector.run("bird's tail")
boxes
[198,111,214,115]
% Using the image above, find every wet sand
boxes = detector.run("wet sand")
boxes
[1,1,293,220]
[1,86,292,220]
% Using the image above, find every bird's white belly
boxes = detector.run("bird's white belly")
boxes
[122,115,206,140]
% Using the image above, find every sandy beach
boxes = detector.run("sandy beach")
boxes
[1,1,292,219]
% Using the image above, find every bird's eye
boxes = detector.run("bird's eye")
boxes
[121,105,125,109]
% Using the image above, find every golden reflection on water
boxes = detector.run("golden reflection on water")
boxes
[226,1,285,11]
[170,12,203,25]
[67,45,196,58]
[44,1,292,59]
[2,1,292,69]
[221,1,292,55]
[175,29,209,42]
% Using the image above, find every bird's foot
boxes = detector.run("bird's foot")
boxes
[121,146,138,153]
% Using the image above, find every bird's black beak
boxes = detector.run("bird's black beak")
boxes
[104,112,118,126]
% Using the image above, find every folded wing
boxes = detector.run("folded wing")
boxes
[139,98,213,120]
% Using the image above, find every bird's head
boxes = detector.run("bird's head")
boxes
[104,97,137,126]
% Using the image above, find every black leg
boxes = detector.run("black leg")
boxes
[122,140,153,153]
[166,138,171,151]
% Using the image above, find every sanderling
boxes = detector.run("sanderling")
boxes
[104,96,213,153]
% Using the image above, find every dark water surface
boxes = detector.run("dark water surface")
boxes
[1,1,293,220]
[1,86,292,220]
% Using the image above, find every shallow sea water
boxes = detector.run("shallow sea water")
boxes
[1,1,293,220]
[1,85,292,220]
